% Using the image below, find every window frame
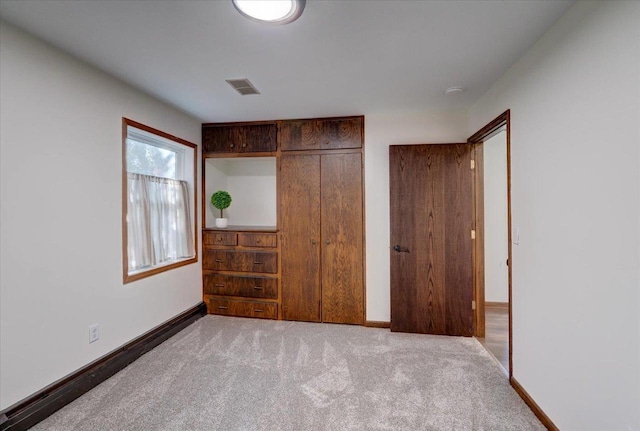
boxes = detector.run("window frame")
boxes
[122,118,198,284]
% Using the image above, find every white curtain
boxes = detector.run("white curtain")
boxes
[127,173,194,271]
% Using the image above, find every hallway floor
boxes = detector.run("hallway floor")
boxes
[477,304,509,374]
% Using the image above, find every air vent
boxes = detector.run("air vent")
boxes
[226,78,260,96]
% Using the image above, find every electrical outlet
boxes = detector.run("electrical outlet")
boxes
[89,324,100,343]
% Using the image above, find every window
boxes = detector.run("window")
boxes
[122,118,197,283]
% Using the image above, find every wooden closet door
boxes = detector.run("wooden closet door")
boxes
[280,155,322,322]
[321,153,364,324]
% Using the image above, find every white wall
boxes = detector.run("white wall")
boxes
[204,162,228,227]
[469,2,640,430]
[364,110,468,322]
[0,22,202,410]
[483,130,509,303]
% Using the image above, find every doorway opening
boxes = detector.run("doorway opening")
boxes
[468,110,512,377]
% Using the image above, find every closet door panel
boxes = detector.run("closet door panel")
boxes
[321,153,364,324]
[280,155,322,322]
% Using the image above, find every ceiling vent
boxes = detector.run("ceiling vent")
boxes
[226,79,260,96]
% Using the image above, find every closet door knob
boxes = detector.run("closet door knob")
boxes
[311,239,317,245]
[325,239,331,245]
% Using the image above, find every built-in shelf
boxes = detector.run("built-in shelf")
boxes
[204,157,277,228]
[204,225,277,232]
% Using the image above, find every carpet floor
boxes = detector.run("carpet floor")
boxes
[31,316,544,431]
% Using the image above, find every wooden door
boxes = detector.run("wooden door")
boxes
[321,153,364,324]
[280,155,322,322]
[389,144,473,336]
[278,120,319,151]
[317,118,363,150]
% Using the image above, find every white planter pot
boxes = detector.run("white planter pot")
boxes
[215,218,228,228]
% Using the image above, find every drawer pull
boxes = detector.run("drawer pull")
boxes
[256,239,262,243]
[230,144,235,148]
[242,143,247,148]
[254,309,264,313]
[254,261,264,265]
[253,286,264,290]
[215,259,225,263]
[218,306,228,310]
[217,237,223,242]
[215,284,224,287]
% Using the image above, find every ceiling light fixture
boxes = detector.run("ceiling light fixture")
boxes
[232,0,305,25]
[445,86,464,95]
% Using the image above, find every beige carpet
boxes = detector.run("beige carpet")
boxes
[31,315,544,431]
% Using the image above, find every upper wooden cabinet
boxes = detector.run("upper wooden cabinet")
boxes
[278,117,363,151]
[202,123,276,153]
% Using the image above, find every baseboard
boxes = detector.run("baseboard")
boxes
[510,377,559,431]
[0,301,207,431]
[485,301,509,309]
[365,320,391,328]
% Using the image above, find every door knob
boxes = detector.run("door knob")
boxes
[311,239,317,245]
[325,239,331,245]
[393,245,409,253]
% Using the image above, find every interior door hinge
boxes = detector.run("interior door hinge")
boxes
[471,229,476,240]
[472,300,476,310]
[470,159,475,170]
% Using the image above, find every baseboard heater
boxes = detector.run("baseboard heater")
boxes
[0,301,207,431]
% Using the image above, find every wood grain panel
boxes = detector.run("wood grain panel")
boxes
[473,144,485,337]
[321,153,364,324]
[318,118,363,150]
[202,126,236,153]
[278,120,318,151]
[280,155,322,321]
[238,233,277,248]
[389,144,473,336]
[203,231,237,246]
[278,117,363,151]
[238,124,277,152]
[443,145,474,335]
[207,297,277,319]
[203,250,277,273]
[202,123,276,153]
[203,274,278,299]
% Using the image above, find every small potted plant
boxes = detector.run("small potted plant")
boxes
[211,190,232,228]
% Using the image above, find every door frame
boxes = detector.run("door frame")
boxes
[468,110,513,377]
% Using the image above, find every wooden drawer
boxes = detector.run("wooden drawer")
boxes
[238,233,277,248]
[203,231,237,246]
[204,274,277,299]
[203,250,277,273]
[207,297,277,319]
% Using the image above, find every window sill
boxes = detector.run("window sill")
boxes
[124,256,198,284]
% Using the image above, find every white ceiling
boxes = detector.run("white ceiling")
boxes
[0,0,574,122]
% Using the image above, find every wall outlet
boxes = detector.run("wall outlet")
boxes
[89,324,100,343]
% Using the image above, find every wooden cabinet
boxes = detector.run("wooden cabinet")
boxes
[278,117,363,151]
[280,153,364,324]
[201,115,364,325]
[202,123,276,154]
[203,229,278,319]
